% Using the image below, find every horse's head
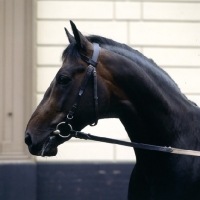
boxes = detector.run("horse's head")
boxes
[24,21,120,156]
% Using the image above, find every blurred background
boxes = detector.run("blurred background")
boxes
[0,0,200,199]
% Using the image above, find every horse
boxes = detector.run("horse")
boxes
[25,21,200,200]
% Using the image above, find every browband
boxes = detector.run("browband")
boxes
[80,43,100,67]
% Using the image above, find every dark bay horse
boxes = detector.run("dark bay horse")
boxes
[25,21,200,200]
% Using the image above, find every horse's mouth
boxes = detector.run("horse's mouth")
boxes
[40,133,70,157]
[34,123,76,157]
[41,136,58,157]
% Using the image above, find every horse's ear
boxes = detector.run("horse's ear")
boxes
[70,20,92,51]
[64,27,75,43]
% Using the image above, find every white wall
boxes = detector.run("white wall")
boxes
[35,0,200,162]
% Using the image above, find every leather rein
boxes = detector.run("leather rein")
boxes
[53,43,200,157]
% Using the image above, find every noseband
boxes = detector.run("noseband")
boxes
[53,43,101,138]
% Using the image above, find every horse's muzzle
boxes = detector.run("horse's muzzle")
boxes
[25,132,58,156]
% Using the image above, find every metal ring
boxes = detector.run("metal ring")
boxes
[55,122,66,130]
[54,122,72,138]
[67,114,73,120]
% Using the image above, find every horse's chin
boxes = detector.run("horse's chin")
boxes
[40,135,60,157]
[41,147,58,157]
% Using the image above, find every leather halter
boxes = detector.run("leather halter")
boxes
[53,43,200,157]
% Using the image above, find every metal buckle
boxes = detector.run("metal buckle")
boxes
[53,122,72,138]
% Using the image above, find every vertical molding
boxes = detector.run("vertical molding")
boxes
[0,0,34,161]
[0,0,5,153]
[4,0,13,149]
[13,0,25,153]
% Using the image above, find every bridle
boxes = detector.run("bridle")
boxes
[53,43,200,157]
[53,43,100,137]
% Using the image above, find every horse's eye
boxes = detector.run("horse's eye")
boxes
[57,75,71,85]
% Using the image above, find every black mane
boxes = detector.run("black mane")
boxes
[87,35,159,67]
[62,42,80,61]
[87,35,180,88]
[62,35,154,66]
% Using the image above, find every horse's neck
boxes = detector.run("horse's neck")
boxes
[107,53,200,148]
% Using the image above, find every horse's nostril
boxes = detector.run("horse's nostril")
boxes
[25,133,32,146]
